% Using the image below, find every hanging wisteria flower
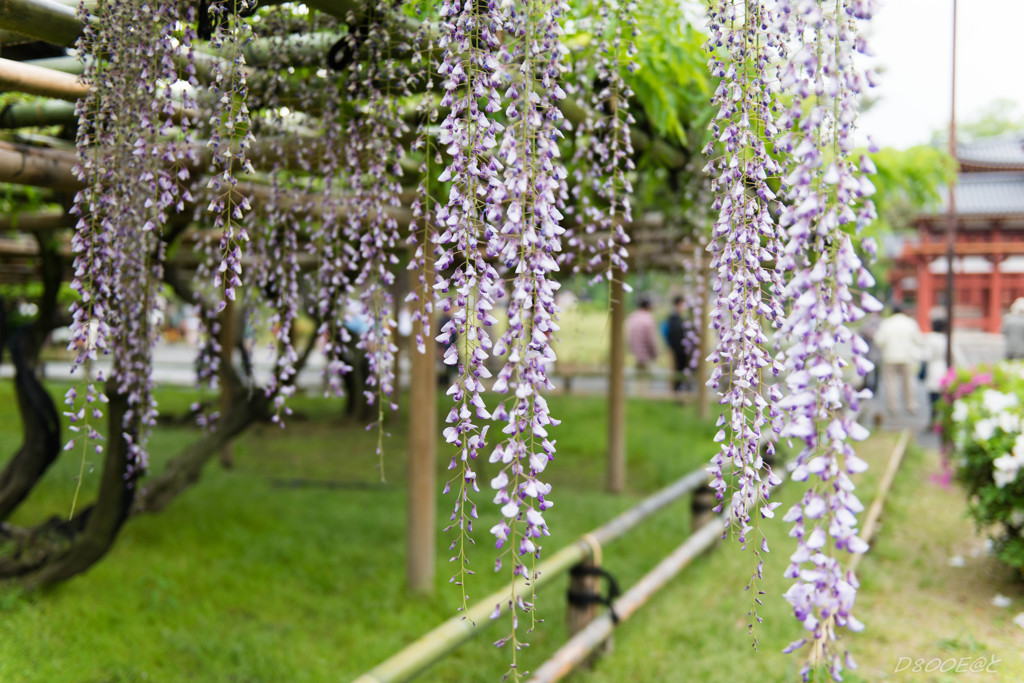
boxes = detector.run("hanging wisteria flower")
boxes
[435,0,507,615]
[67,0,197,508]
[771,1,879,679]
[703,0,787,635]
[565,0,637,283]
[249,7,342,426]
[338,7,414,473]
[204,0,257,312]
[487,0,568,669]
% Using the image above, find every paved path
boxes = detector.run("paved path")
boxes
[3,331,1001,453]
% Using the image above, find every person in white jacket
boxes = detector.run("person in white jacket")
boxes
[872,305,925,415]
[923,318,955,424]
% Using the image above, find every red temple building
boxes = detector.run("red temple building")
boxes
[891,136,1024,333]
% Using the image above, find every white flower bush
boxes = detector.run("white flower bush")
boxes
[939,364,1024,576]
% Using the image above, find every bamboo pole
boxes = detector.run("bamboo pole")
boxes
[0,140,415,228]
[526,518,726,683]
[0,0,82,46]
[0,0,396,48]
[0,57,87,101]
[0,141,81,191]
[0,99,76,129]
[354,542,589,683]
[848,429,912,573]
[21,55,83,74]
[696,244,711,421]
[607,271,626,494]
[0,209,70,232]
[406,247,437,594]
[0,29,35,45]
[354,466,709,682]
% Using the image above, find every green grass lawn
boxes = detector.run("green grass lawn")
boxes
[0,383,719,682]
[576,435,1024,683]
[0,380,1021,682]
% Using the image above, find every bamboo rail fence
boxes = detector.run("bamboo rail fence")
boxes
[527,431,915,682]
[352,466,712,683]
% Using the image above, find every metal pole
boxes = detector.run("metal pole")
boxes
[944,0,957,368]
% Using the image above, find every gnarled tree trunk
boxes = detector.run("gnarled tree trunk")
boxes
[20,385,137,587]
[0,236,64,519]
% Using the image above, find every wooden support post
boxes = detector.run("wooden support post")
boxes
[527,520,726,683]
[567,559,600,637]
[407,247,437,593]
[987,255,1004,334]
[218,298,238,469]
[566,552,613,666]
[690,484,716,533]
[916,258,934,332]
[607,272,626,494]
[696,247,712,421]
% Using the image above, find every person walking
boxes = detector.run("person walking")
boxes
[626,295,659,372]
[873,305,925,416]
[663,295,692,393]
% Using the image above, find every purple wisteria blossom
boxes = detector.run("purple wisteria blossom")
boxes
[703,0,787,635]
[565,0,637,283]
[405,8,441,356]
[435,0,507,615]
[339,11,414,468]
[772,1,880,679]
[67,0,197,497]
[486,0,568,667]
[204,0,257,312]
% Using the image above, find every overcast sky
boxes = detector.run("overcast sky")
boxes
[857,0,1024,149]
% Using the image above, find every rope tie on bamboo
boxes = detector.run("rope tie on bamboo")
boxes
[580,532,602,566]
[568,534,621,624]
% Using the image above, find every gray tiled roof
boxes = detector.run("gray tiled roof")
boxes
[957,136,1024,169]
[934,171,1024,217]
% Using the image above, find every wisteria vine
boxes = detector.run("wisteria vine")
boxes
[55,1,884,680]
[703,0,787,635]
[435,0,506,617]
[706,0,879,679]
[772,1,879,679]
[487,0,568,667]
[67,0,195,510]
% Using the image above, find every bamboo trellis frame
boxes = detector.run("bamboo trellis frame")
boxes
[0,0,712,599]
